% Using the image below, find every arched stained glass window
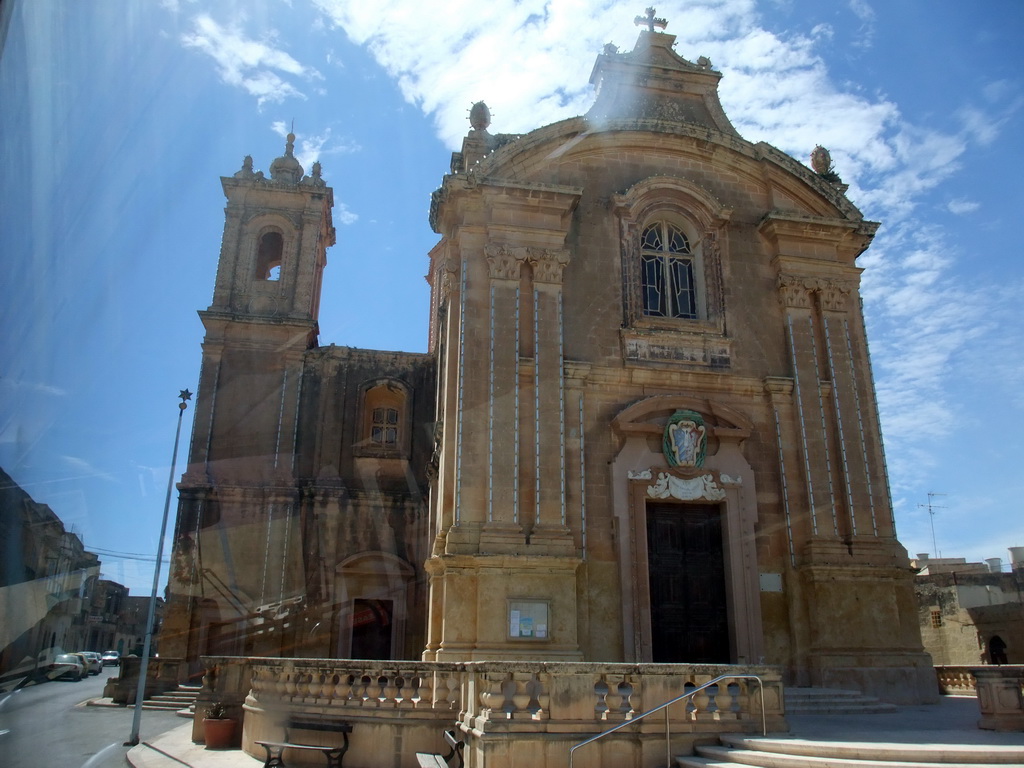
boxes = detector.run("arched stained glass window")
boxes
[640,221,697,319]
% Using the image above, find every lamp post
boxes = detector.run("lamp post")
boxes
[125,389,191,747]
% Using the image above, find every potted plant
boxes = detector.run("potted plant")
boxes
[202,702,236,749]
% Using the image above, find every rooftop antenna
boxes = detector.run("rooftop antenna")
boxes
[918,492,947,559]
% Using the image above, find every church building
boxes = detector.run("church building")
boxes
[162,15,936,706]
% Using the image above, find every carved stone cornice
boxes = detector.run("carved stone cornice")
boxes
[530,247,571,284]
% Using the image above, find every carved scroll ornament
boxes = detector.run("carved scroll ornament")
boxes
[647,472,726,501]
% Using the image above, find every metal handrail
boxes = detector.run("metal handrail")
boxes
[568,673,766,768]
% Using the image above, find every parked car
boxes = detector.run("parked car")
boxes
[45,654,86,681]
[100,650,121,667]
[77,651,102,675]
[69,653,92,680]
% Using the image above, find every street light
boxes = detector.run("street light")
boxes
[125,389,191,747]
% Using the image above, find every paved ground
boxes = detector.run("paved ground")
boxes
[126,695,1023,767]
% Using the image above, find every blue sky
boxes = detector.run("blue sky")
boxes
[1,0,1022,594]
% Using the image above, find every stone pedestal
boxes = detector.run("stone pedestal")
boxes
[974,666,1024,731]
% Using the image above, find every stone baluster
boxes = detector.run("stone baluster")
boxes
[593,676,609,718]
[534,672,550,721]
[693,682,712,720]
[604,675,624,722]
[334,673,353,705]
[716,682,737,721]
[381,671,399,708]
[307,670,323,701]
[416,675,433,708]
[321,670,337,701]
[444,672,461,711]
[479,673,508,719]
[511,673,533,719]
[396,675,415,709]
[362,674,382,707]
[284,669,298,701]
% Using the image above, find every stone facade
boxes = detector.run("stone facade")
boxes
[163,27,936,707]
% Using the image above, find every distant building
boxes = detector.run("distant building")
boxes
[913,549,1024,666]
[83,579,129,652]
[163,20,937,705]
[0,467,101,678]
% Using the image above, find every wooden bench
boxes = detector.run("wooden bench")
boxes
[255,717,352,768]
[415,729,464,768]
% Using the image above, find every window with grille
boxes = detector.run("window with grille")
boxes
[930,609,942,629]
[640,221,697,320]
[371,407,399,447]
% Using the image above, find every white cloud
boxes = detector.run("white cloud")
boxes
[336,204,358,226]
[181,14,322,107]
[947,198,980,215]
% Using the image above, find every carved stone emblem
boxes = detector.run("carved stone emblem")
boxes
[647,472,725,501]
[663,409,707,468]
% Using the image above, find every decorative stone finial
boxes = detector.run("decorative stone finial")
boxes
[469,101,491,132]
[603,42,619,55]
[634,7,667,33]
[810,145,842,183]
[270,132,304,184]
[234,155,256,179]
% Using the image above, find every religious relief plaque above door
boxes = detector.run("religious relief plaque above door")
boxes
[646,502,729,663]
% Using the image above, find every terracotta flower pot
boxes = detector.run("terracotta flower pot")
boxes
[203,717,236,749]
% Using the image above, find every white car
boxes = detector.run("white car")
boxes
[45,654,86,681]
[77,651,103,675]
[100,650,121,667]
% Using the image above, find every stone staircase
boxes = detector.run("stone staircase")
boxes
[676,734,1024,767]
[141,682,202,715]
[783,687,896,715]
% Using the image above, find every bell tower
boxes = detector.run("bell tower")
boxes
[184,134,335,485]
[207,134,333,328]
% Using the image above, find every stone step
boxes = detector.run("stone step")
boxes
[720,736,1024,764]
[148,692,198,702]
[786,688,871,699]
[680,746,1023,768]
[785,688,896,715]
[782,708,897,720]
[674,736,1024,768]
[141,684,201,712]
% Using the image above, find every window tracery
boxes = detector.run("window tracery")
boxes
[640,221,698,320]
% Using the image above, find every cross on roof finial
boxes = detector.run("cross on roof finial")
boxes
[634,7,667,33]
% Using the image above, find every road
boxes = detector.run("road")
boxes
[0,669,184,767]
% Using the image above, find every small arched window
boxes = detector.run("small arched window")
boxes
[255,231,283,281]
[360,382,407,454]
[640,221,697,319]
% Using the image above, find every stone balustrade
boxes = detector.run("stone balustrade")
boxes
[973,665,1024,732]
[935,665,977,695]
[221,658,784,768]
